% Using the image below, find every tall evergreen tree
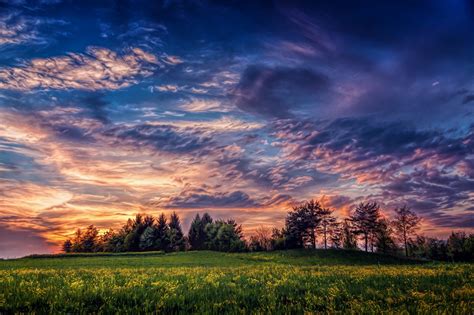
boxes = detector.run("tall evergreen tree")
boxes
[350,202,381,252]
[188,214,201,250]
[188,213,211,250]
[168,212,185,251]
[155,213,170,251]
[139,226,157,251]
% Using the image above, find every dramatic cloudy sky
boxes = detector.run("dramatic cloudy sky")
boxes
[1,0,473,257]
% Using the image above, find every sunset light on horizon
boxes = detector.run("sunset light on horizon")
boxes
[1,0,474,259]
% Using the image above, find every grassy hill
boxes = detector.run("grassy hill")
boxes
[1,249,423,269]
[0,250,472,314]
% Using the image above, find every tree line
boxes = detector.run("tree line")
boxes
[63,201,474,262]
[62,212,245,254]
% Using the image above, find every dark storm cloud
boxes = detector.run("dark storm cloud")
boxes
[234,65,329,118]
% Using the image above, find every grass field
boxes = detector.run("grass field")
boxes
[0,250,472,314]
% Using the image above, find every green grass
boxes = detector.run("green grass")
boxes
[0,250,472,314]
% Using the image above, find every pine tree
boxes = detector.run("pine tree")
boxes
[168,212,185,251]
[139,226,157,251]
[155,213,170,251]
[350,202,381,252]
[188,213,209,250]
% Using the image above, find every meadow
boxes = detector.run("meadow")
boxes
[0,250,472,314]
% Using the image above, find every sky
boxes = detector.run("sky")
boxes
[0,0,473,258]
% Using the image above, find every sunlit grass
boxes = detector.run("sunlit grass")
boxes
[0,250,472,313]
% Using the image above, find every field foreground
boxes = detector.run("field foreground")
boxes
[0,250,472,314]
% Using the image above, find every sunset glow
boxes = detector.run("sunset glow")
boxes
[1,1,474,258]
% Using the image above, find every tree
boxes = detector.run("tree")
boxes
[188,213,211,250]
[317,207,337,249]
[328,221,342,249]
[270,228,286,250]
[71,228,83,252]
[285,200,322,248]
[249,226,272,251]
[447,232,474,262]
[374,218,396,254]
[82,225,100,252]
[168,212,185,251]
[99,229,117,252]
[204,219,246,252]
[392,205,421,257]
[139,226,157,251]
[350,202,381,252]
[342,219,358,250]
[62,239,72,253]
[155,213,170,251]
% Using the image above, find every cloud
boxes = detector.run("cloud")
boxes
[234,65,329,117]
[153,187,292,209]
[272,117,474,223]
[0,11,66,47]
[179,98,231,113]
[102,123,213,154]
[463,94,474,105]
[0,47,161,91]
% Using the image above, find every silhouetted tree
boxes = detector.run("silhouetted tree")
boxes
[249,226,272,251]
[341,219,358,250]
[447,232,474,262]
[71,228,83,252]
[168,212,185,251]
[392,205,421,257]
[350,202,381,252]
[329,221,342,249]
[99,229,116,252]
[155,213,170,251]
[317,207,337,249]
[285,200,322,248]
[62,239,72,253]
[270,228,287,250]
[80,225,99,253]
[374,218,396,254]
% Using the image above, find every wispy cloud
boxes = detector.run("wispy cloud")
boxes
[0,47,166,91]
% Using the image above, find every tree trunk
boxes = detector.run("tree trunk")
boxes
[404,230,408,257]
[364,233,368,252]
[324,225,327,249]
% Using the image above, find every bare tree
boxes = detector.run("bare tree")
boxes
[249,226,272,251]
[392,205,421,257]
